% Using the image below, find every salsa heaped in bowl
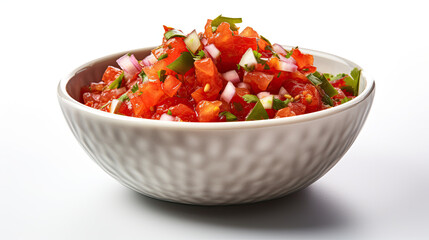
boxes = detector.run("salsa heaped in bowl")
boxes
[81,16,361,122]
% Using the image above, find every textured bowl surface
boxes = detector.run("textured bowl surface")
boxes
[58,47,375,205]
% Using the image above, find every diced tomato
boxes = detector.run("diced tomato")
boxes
[196,100,222,122]
[239,26,259,38]
[138,81,165,108]
[291,49,315,72]
[275,107,296,118]
[213,23,258,72]
[170,103,197,122]
[243,71,274,93]
[129,94,151,118]
[117,101,133,116]
[194,58,223,97]
[203,19,214,41]
[99,87,126,103]
[102,66,123,84]
[162,75,182,97]
[289,102,306,115]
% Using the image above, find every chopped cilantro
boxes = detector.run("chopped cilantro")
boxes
[260,35,272,46]
[118,93,130,102]
[109,72,124,89]
[272,98,291,111]
[158,53,168,61]
[139,70,149,83]
[158,69,167,82]
[243,64,255,72]
[233,102,243,111]
[211,15,242,31]
[131,83,139,93]
[342,67,361,96]
[219,111,237,121]
[164,29,186,40]
[167,51,194,75]
[236,64,241,70]
[242,94,259,103]
[167,109,172,115]
[193,50,206,60]
[246,100,269,121]
[307,71,338,97]
[340,97,352,104]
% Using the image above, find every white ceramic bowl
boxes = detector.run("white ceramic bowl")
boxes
[58,47,375,205]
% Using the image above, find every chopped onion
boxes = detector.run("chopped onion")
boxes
[222,70,240,84]
[278,86,289,96]
[239,48,257,69]
[184,30,201,54]
[129,54,142,72]
[205,44,220,59]
[276,61,298,72]
[110,99,121,113]
[237,82,250,89]
[117,54,141,76]
[257,91,271,99]
[160,113,175,121]
[142,53,157,66]
[278,54,296,64]
[201,37,208,46]
[260,95,274,109]
[272,43,287,55]
[220,81,236,104]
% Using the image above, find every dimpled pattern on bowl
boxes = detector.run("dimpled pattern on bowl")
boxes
[58,47,375,205]
[59,93,373,205]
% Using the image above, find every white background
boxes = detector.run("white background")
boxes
[1,0,428,239]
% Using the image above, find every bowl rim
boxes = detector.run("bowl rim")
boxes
[58,46,375,131]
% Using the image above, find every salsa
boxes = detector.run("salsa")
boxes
[81,15,361,122]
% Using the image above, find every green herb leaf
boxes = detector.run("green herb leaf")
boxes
[219,111,237,121]
[157,53,168,61]
[118,93,130,102]
[343,67,361,96]
[272,98,291,111]
[138,70,149,83]
[167,51,195,75]
[340,97,352,104]
[164,29,186,40]
[211,15,242,31]
[157,69,167,82]
[285,49,293,58]
[167,109,172,115]
[236,64,241,70]
[246,100,269,121]
[307,71,338,97]
[193,50,206,60]
[260,35,272,46]
[131,83,139,93]
[109,72,124,89]
[242,94,259,103]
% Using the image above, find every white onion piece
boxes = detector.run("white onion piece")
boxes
[278,86,289,96]
[205,44,220,59]
[160,113,175,121]
[272,43,287,55]
[276,61,298,72]
[117,54,140,76]
[257,91,271,99]
[201,37,208,46]
[109,99,121,113]
[141,53,157,66]
[184,30,201,54]
[278,54,297,64]
[239,48,257,69]
[260,95,274,109]
[222,70,240,84]
[220,81,236,104]
[237,82,250,89]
